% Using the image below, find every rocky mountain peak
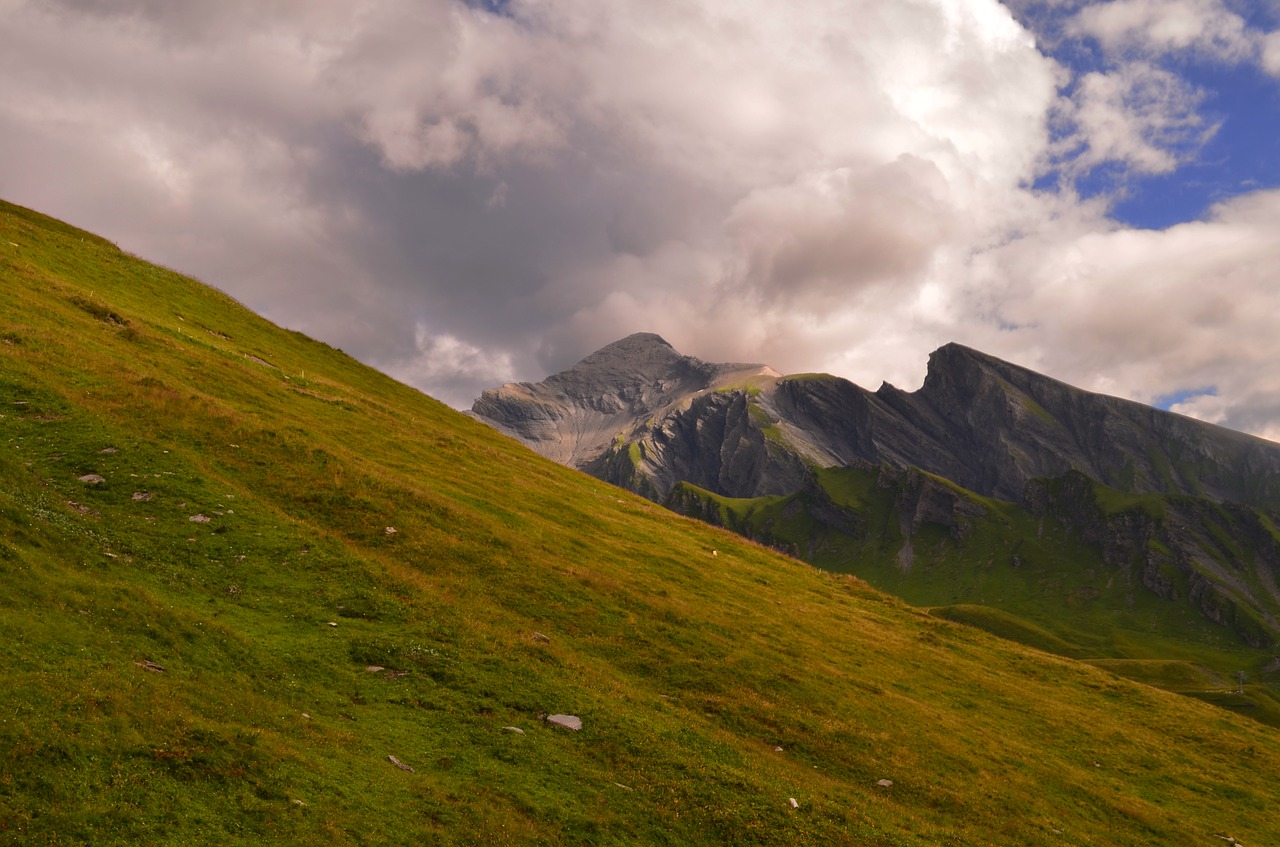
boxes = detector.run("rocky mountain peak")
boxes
[470,332,773,467]
[920,342,1016,395]
[544,332,710,398]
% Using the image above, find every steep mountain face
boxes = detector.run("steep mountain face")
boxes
[868,343,1280,507]
[472,334,1280,657]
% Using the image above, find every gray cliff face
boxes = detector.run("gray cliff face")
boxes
[584,389,813,500]
[768,343,1280,509]
[471,335,1280,649]
[899,343,1280,507]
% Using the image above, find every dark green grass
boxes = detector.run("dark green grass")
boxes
[3,198,1280,845]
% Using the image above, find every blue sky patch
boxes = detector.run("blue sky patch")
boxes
[1154,386,1217,411]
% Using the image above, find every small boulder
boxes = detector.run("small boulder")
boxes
[876,779,893,788]
[789,797,799,809]
[502,726,525,734]
[189,514,210,523]
[78,473,105,484]
[547,714,582,731]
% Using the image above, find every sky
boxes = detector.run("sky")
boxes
[3,1,1280,438]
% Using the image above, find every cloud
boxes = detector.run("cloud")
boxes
[1053,61,1216,177]
[959,188,1280,437]
[383,328,518,407]
[1263,31,1280,76]
[4,0,1280,440]
[1067,0,1257,64]
[725,157,959,308]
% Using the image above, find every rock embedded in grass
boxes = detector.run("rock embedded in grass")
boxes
[546,714,582,731]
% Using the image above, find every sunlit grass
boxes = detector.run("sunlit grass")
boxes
[2,197,1279,845]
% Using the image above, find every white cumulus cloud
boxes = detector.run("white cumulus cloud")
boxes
[1067,0,1257,63]
[1053,62,1216,177]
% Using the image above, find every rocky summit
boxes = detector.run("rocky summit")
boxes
[470,332,779,469]
[473,334,1280,687]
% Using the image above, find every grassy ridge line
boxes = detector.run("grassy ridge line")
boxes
[1,197,1279,845]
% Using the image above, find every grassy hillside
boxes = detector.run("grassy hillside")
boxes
[3,197,1280,845]
[673,461,1280,723]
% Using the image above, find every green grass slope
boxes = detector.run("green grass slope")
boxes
[3,198,1280,845]
[674,464,1280,721]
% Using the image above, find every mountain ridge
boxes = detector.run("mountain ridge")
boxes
[472,333,1280,506]
[472,333,1280,668]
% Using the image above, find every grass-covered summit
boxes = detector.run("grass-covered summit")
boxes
[2,197,1280,845]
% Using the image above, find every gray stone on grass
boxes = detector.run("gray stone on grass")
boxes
[547,714,582,731]
[78,473,105,484]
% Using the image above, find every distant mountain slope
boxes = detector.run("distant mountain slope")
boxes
[472,333,1280,673]
[7,198,1280,845]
